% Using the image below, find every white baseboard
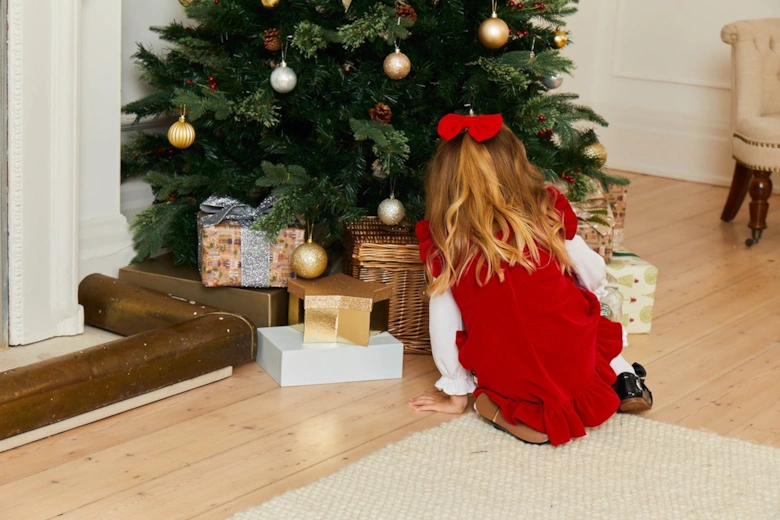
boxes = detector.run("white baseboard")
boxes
[79,214,135,280]
[596,105,780,194]
[120,177,155,222]
[596,105,733,185]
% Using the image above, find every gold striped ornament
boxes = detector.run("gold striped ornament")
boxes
[167,114,196,149]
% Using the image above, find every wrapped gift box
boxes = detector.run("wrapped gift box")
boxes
[288,273,392,346]
[606,184,629,247]
[256,326,403,387]
[573,185,615,263]
[197,195,305,288]
[605,249,658,334]
[119,253,289,328]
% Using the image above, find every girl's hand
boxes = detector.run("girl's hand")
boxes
[408,392,469,414]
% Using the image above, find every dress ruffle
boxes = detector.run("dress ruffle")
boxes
[476,316,623,446]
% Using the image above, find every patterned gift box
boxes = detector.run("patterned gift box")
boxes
[605,249,658,334]
[572,185,615,263]
[198,196,305,288]
[606,184,629,247]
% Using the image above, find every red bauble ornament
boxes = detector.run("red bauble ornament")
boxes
[539,115,546,122]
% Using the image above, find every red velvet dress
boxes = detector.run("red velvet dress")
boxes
[416,188,622,446]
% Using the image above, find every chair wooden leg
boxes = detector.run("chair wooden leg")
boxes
[721,162,752,222]
[745,170,773,247]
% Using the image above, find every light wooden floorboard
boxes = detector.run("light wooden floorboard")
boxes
[0,171,778,519]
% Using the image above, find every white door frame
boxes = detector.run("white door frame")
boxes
[7,0,84,345]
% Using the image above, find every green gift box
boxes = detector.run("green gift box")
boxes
[605,249,658,334]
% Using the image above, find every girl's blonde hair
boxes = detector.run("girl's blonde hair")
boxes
[424,125,572,296]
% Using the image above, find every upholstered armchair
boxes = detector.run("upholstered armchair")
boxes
[720,19,779,246]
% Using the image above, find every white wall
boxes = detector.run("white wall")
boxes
[120,1,193,222]
[563,0,780,188]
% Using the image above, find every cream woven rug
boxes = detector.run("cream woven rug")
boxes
[229,414,780,520]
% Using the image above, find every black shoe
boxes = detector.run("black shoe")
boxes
[613,363,653,413]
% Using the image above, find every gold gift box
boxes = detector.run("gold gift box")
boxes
[287,273,393,346]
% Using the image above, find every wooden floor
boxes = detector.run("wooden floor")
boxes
[1,172,779,519]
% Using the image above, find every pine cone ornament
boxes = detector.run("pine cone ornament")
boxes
[369,103,392,124]
[396,3,417,22]
[263,28,282,52]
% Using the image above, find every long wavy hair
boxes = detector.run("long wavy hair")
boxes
[424,125,572,296]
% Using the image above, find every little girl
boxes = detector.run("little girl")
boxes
[408,113,652,446]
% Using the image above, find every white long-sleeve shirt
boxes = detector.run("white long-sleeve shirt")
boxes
[429,234,625,395]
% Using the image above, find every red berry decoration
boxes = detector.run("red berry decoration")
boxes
[515,30,522,36]
[516,3,523,8]
[523,30,529,36]
[508,1,515,6]
[168,149,174,156]
[214,0,219,4]
[539,115,546,122]
[186,79,193,85]
[539,3,545,9]
[210,83,217,90]
[538,129,548,137]
[208,75,215,82]
[156,147,164,155]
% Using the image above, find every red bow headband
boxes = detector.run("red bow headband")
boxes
[437,113,504,142]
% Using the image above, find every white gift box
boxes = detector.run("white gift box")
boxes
[256,326,404,387]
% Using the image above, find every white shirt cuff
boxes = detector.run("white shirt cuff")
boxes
[435,375,476,396]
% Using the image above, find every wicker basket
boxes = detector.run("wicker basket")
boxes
[344,217,430,355]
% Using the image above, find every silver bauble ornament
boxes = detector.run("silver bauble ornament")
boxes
[270,61,297,93]
[377,194,406,225]
[542,72,564,89]
[291,238,328,279]
[383,49,411,80]
[478,12,509,49]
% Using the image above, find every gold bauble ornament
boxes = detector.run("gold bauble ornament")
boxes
[377,194,406,226]
[178,0,194,6]
[583,142,607,168]
[478,12,509,49]
[383,49,411,80]
[262,0,281,9]
[292,238,328,279]
[167,115,196,149]
[553,28,568,49]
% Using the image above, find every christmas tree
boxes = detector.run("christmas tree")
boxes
[122,0,624,266]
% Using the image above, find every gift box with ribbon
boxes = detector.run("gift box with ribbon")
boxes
[572,185,615,263]
[198,195,305,288]
[606,184,629,247]
[605,248,658,334]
